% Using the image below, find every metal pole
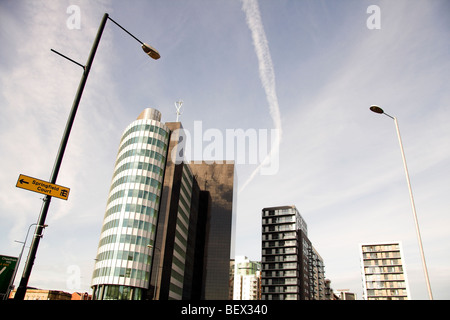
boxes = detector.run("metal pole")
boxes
[4,223,36,300]
[14,13,109,300]
[392,116,433,300]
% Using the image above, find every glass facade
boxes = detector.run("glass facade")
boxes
[168,164,194,299]
[147,125,235,300]
[91,108,169,300]
[189,163,236,300]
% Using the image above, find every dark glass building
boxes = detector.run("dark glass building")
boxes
[190,162,236,300]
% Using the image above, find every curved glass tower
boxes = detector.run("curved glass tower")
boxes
[91,108,169,300]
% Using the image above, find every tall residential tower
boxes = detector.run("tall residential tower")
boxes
[261,205,327,300]
[360,242,411,300]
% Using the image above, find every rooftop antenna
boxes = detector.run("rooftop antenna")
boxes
[175,100,183,122]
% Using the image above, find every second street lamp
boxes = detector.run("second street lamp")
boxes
[14,13,160,300]
[369,105,433,300]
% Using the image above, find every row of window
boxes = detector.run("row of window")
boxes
[107,188,160,207]
[263,255,297,263]
[261,270,298,278]
[262,208,296,217]
[118,135,167,155]
[179,174,193,202]
[367,296,407,300]
[109,173,164,192]
[104,204,123,219]
[365,273,405,281]
[262,232,296,241]
[262,286,298,293]
[177,193,190,219]
[263,224,296,233]
[262,293,298,300]
[362,244,400,252]
[101,216,156,234]
[364,266,404,274]
[366,281,407,289]
[262,216,296,225]
[93,284,143,301]
[102,203,159,228]
[95,249,152,265]
[366,288,408,298]
[169,282,183,299]
[363,251,401,259]
[262,240,297,248]
[262,247,297,255]
[262,262,298,270]
[92,266,150,282]
[120,123,169,145]
[262,278,298,285]
[170,254,185,285]
[112,161,165,182]
[97,233,153,249]
[115,148,166,168]
[175,210,189,241]
[126,203,159,216]
[363,258,403,267]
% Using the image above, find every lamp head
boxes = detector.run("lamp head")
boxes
[370,105,384,114]
[142,43,160,60]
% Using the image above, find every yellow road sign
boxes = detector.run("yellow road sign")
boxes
[16,174,70,200]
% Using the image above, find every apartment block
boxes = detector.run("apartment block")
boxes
[261,205,327,300]
[360,242,411,300]
[232,256,261,300]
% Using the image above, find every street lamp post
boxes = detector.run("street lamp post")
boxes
[369,105,433,300]
[14,13,160,300]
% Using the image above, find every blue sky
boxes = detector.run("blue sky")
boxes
[0,0,449,299]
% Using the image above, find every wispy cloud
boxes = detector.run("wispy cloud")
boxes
[0,1,115,239]
[240,0,282,192]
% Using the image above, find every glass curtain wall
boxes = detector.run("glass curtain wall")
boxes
[91,108,169,300]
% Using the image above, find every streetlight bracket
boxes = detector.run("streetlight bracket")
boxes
[51,49,86,70]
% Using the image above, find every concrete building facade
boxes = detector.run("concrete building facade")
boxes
[261,205,327,300]
[360,241,411,300]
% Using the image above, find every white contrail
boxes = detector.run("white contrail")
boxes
[240,0,282,192]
